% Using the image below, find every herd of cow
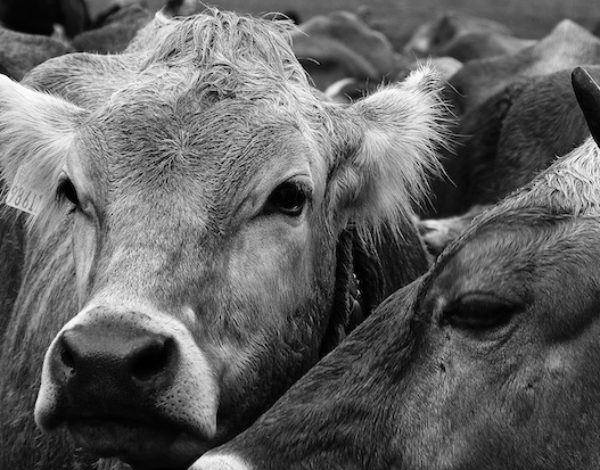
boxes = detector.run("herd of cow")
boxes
[2,1,600,469]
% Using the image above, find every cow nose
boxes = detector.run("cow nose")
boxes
[51,324,177,396]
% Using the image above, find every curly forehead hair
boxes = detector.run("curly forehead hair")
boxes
[131,8,313,103]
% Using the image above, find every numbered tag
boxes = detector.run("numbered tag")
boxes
[5,170,44,216]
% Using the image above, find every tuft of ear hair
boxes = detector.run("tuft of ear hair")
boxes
[0,74,85,229]
[332,66,451,243]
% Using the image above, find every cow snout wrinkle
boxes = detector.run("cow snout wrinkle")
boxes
[51,324,178,401]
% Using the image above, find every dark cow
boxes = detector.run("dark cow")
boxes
[71,0,209,55]
[0,9,446,470]
[449,20,600,115]
[72,3,153,54]
[404,10,512,58]
[460,67,598,207]
[0,26,73,80]
[72,0,232,55]
[428,66,600,220]
[420,64,600,252]
[192,67,600,470]
[423,22,600,220]
[291,10,398,92]
[0,0,89,37]
[440,31,535,62]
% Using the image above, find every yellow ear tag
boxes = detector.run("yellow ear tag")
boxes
[5,167,44,216]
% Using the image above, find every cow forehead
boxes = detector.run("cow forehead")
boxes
[76,82,322,215]
[63,9,333,212]
[436,214,600,297]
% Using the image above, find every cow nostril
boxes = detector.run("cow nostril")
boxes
[130,337,175,382]
[60,338,76,370]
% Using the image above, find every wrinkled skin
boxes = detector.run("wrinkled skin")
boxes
[0,9,444,470]
[193,133,600,470]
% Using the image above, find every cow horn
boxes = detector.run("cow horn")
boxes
[572,66,600,148]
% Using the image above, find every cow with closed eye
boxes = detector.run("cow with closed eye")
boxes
[193,67,600,470]
[0,8,447,470]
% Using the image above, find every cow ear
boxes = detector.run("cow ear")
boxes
[328,67,448,240]
[572,66,600,148]
[0,75,85,221]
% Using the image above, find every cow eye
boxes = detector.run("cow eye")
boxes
[263,181,309,217]
[56,176,80,210]
[442,293,522,332]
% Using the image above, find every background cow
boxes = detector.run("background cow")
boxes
[0,26,73,80]
[0,0,89,37]
[448,19,600,115]
[403,10,534,62]
[417,19,600,231]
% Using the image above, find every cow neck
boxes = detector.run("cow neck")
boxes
[319,228,386,356]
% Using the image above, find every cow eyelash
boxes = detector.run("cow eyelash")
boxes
[262,181,311,218]
[56,177,80,212]
[440,292,523,333]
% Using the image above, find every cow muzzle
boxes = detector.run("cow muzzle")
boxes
[35,305,219,469]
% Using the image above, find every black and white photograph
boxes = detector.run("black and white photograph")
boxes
[1,0,600,468]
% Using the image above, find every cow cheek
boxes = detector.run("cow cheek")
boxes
[71,214,99,307]
[215,219,321,371]
[194,222,320,431]
[226,220,314,328]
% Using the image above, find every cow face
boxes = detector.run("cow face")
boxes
[192,135,600,470]
[0,11,446,469]
[399,201,600,467]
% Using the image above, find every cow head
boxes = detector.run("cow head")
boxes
[403,10,511,58]
[0,10,446,469]
[292,10,397,92]
[191,67,600,470]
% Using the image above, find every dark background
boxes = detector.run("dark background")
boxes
[86,0,600,48]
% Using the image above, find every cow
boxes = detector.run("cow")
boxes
[0,26,73,80]
[0,0,89,37]
[71,3,153,54]
[404,10,513,58]
[326,57,460,104]
[426,65,600,221]
[0,208,24,339]
[191,66,600,470]
[448,19,600,115]
[399,56,463,83]
[419,65,600,252]
[291,10,398,92]
[416,203,487,256]
[440,31,535,62]
[71,0,211,55]
[421,22,600,221]
[0,8,447,470]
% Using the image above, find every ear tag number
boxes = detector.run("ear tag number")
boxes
[5,168,44,216]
